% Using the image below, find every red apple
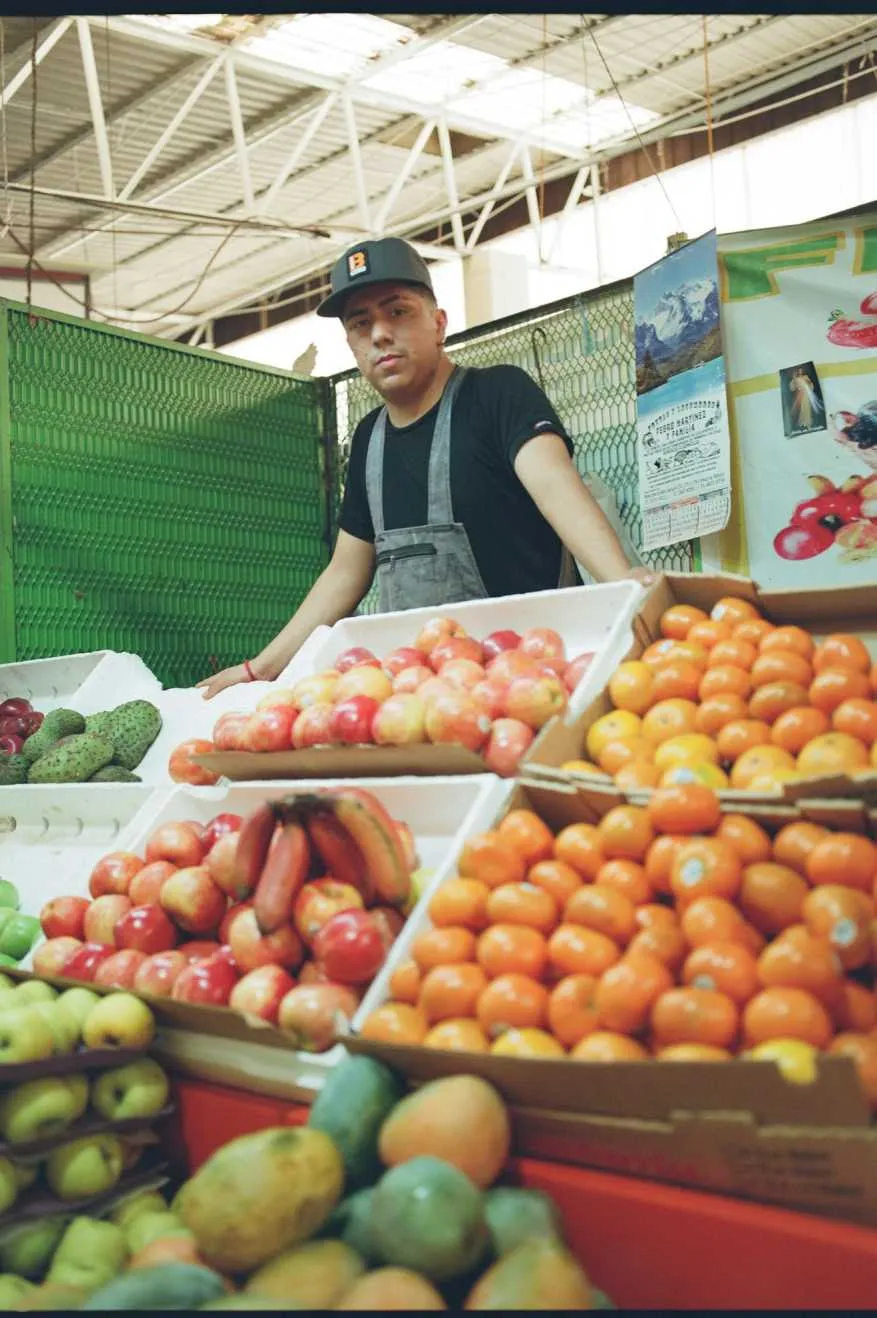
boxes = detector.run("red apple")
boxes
[0,697,31,717]
[220,901,251,945]
[88,852,144,900]
[437,658,486,691]
[482,630,521,660]
[227,907,304,973]
[371,694,426,747]
[205,833,245,900]
[168,739,220,787]
[313,909,387,985]
[134,949,189,997]
[334,647,381,673]
[94,949,148,990]
[129,861,176,907]
[160,866,227,936]
[486,650,541,692]
[212,712,250,751]
[115,903,179,955]
[504,674,568,729]
[61,942,116,983]
[40,896,89,941]
[146,822,206,869]
[180,939,222,962]
[471,680,506,720]
[83,894,133,946]
[229,965,296,1024]
[0,734,23,755]
[519,626,566,661]
[334,666,392,703]
[484,717,536,777]
[564,650,596,694]
[417,677,455,707]
[424,690,492,752]
[298,960,332,986]
[277,983,360,1052]
[382,646,427,678]
[414,617,467,656]
[241,706,296,753]
[370,906,405,951]
[172,953,238,1007]
[430,636,484,670]
[293,879,364,946]
[536,657,568,679]
[202,813,243,852]
[292,702,335,750]
[33,936,82,979]
[256,688,299,711]
[290,671,340,709]
[392,665,434,694]
[329,696,381,745]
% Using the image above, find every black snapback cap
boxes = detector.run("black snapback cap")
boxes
[317,237,435,318]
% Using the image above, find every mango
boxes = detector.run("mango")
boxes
[378,1075,510,1189]
[371,1156,489,1282]
[336,1266,447,1310]
[245,1240,364,1307]
[465,1239,593,1310]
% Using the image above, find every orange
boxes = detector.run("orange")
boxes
[828,1033,877,1109]
[554,823,605,880]
[805,832,877,893]
[389,959,422,1005]
[760,625,815,660]
[411,926,476,970]
[871,661,877,695]
[734,618,775,647]
[748,681,810,724]
[571,1031,649,1061]
[526,859,582,910]
[814,633,871,674]
[651,661,703,704]
[770,706,830,755]
[743,986,834,1048]
[809,668,871,715]
[772,821,829,875]
[651,987,739,1049]
[644,834,688,896]
[756,926,844,1003]
[670,837,742,906]
[586,711,644,761]
[477,924,548,980]
[597,736,656,776]
[361,1002,428,1045]
[594,858,652,906]
[836,981,877,1034]
[419,963,489,1023]
[699,665,752,701]
[715,814,772,865]
[614,761,661,789]
[683,941,760,1006]
[750,650,814,690]
[486,882,559,935]
[659,762,729,789]
[694,694,750,737]
[715,719,772,762]
[547,973,600,1047]
[660,604,709,639]
[423,1018,490,1052]
[641,638,679,670]
[708,638,757,671]
[832,698,877,745]
[647,783,721,835]
[653,733,720,772]
[476,973,549,1038]
[547,924,621,979]
[561,759,607,776]
[595,952,673,1035]
[711,596,761,627]
[662,641,710,670]
[597,805,655,862]
[458,833,526,888]
[490,1028,565,1058]
[564,885,637,946]
[797,731,869,777]
[627,923,688,974]
[803,885,872,970]
[730,745,796,789]
[680,896,748,948]
[641,699,698,744]
[635,903,680,932]
[608,661,655,714]
[688,620,733,650]
[657,1043,732,1061]
[429,878,490,931]
[739,862,808,935]
[496,811,555,865]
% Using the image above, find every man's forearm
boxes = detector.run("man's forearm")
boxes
[250,564,370,681]
[561,492,635,582]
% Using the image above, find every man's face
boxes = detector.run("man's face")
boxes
[342,282,447,399]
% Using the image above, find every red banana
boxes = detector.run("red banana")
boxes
[254,820,311,934]
[232,803,277,899]
[306,809,373,902]
[323,786,412,907]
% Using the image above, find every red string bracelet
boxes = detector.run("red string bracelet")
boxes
[243,660,257,682]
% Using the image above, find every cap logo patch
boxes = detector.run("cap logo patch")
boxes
[347,249,369,278]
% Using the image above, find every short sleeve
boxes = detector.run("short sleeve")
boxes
[473,364,573,467]
[337,414,376,544]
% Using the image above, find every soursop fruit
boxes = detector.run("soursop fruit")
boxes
[22,709,85,763]
[90,766,142,783]
[84,710,116,739]
[28,733,114,784]
[0,755,29,786]
[106,700,161,771]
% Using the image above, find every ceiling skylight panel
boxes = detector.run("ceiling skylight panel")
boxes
[240,13,412,81]
[454,66,588,132]
[362,41,507,107]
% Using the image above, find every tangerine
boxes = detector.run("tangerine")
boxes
[429,878,491,931]
[743,987,834,1048]
[419,963,489,1023]
[772,821,829,875]
[389,959,422,1005]
[660,604,709,639]
[770,706,831,755]
[730,745,797,789]
[423,1018,490,1052]
[597,736,656,776]
[680,896,747,947]
[490,1028,565,1058]
[651,987,739,1048]
[699,665,753,701]
[739,862,808,935]
[695,695,751,737]
[750,650,813,690]
[711,597,761,627]
[627,923,688,974]
[832,698,877,745]
[733,618,776,647]
[708,639,757,671]
[659,762,729,789]
[564,885,637,946]
[458,833,526,888]
[715,814,773,865]
[654,733,720,772]
[749,681,810,724]
[814,634,871,674]
[802,885,873,969]
[586,711,644,761]
[595,952,674,1035]
[715,719,773,762]
[614,761,661,789]
[594,858,652,906]
[657,1043,732,1061]
[796,731,869,777]
[597,805,655,861]
[756,926,844,1003]
[360,1003,428,1045]
[651,661,703,704]
[476,973,549,1038]
[547,924,621,979]
[634,903,680,932]
[805,833,876,893]
[662,641,710,670]
[828,1033,877,1109]
[670,837,742,906]
[647,783,721,835]
[688,619,733,650]
[760,625,815,660]
[644,834,688,896]
[570,1031,649,1061]
[477,924,548,980]
[641,638,679,670]
[836,982,877,1033]
[547,973,600,1047]
[486,882,559,934]
[496,810,555,865]
[527,859,583,910]
[683,941,760,1006]
[608,661,655,714]
[641,699,699,744]
[411,926,477,970]
[554,823,605,880]
[809,668,871,714]
[561,759,608,776]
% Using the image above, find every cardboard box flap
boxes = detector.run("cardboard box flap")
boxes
[196,744,487,780]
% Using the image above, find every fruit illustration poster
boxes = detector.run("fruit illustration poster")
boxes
[708,210,877,587]
[633,231,732,551]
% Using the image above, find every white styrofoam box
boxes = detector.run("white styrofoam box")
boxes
[0,784,166,924]
[0,651,163,718]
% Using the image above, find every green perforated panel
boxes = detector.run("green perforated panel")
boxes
[0,303,328,687]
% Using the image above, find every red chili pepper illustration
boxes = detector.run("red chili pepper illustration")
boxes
[827,307,877,350]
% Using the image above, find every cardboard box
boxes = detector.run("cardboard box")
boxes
[525,571,877,804]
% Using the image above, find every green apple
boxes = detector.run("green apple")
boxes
[109,1189,168,1232]
[0,882,19,911]
[125,1209,189,1255]
[0,957,18,969]
[0,910,17,941]
[0,914,41,963]
[0,1215,69,1281]
[0,1158,17,1215]
[0,1074,89,1145]
[14,982,57,1007]
[56,987,100,1041]
[0,1273,36,1306]
[11,1160,39,1191]
[47,1216,128,1293]
[92,1057,169,1123]
[82,993,156,1051]
[45,1134,124,1202]
[31,1002,78,1056]
[0,987,18,1010]
[0,974,13,992]
[0,1007,55,1064]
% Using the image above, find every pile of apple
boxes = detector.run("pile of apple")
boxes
[0,698,43,757]
[201,619,595,779]
[35,811,415,1050]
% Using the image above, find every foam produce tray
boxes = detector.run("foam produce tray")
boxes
[0,652,162,720]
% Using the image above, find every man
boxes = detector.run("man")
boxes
[199,237,652,698]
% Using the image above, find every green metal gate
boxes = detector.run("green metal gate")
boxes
[0,302,329,688]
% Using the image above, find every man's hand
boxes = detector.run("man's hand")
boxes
[196,663,251,701]
[625,566,658,586]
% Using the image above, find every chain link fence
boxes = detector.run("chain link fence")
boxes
[328,276,696,613]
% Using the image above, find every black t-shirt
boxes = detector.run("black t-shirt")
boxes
[338,364,574,597]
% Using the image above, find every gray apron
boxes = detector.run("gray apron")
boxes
[365,364,577,612]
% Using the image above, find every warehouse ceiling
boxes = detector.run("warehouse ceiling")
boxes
[1,12,876,342]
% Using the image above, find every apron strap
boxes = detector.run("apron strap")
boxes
[364,407,388,537]
[426,365,468,524]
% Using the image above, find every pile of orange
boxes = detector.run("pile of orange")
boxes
[360,787,877,1108]
[565,595,877,793]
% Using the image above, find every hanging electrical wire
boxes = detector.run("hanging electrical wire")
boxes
[26,17,37,310]
[0,21,10,240]
[702,15,717,230]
